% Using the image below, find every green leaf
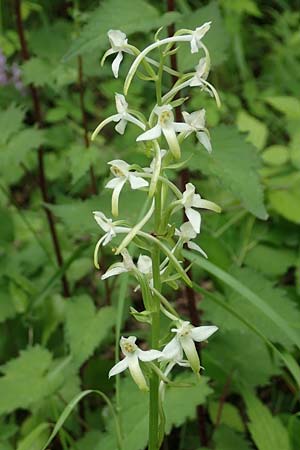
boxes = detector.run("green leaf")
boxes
[269,189,300,224]
[68,144,99,185]
[209,401,245,432]
[0,346,53,415]
[164,374,212,433]
[245,244,296,276]
[183,251,300,351]
[22,58,53,87]
[237,110,268,150]
[266,96,300,119]
[203,330,280,388]
[65,295,115,366]
[242,388,292,450]
[262,145,289,166]
[16,423,50,450]
[64,0,180,60]
[176,1,229,70]
[189,125,268,219]
[213,425,253,450]
[0,104,24,145]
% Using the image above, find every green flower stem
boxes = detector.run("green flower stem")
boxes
[149,181,163,450]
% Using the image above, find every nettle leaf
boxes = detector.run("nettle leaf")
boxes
[237,110,268,151]
[242,388,292,450]
[189,125,268,219]
[0,104,25,145]
[164,374,212,433]
[22,58,53,87]
[64,0,180,60]
[97,375,212,450]
[202,267,300,350]
[203,330,281,389]
[213,425,253,450]
[245,244,296,277]
[68,144,99,185]
[65,295,115,366]
[176,1,229,70]
[0,346,52,415]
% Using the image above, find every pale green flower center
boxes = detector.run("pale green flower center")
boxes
[159,111,173,127]
[123,342,136,353]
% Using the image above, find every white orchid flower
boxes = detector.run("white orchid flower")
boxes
[106,159,149,216]
[161,321,218,373]
[101,249,135,280]
[190,22,211,53]
[137,105,190,159]
[93,212,129,268]
[182,109,212,153]
[124,22,212,94]
[109,336,162,391]
[92,93,145,140]
[175,222,207,258]
[101,30,133,78]
[189,59,221,107]
[143,149,167,173]
[181,183,221,233]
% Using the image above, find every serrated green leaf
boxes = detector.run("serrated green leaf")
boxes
[0,104,24,145]
[0,346,53,415]
[22,58,53,87]
[65,295,115,366]
[209,401,245,432]
[242,388,292,450]
[189,125,268,219]
[237,110,268,150]
[245,244,296,276]
[64,0,180,60]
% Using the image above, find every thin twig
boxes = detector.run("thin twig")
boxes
[214,370,233,429]
[14,0,70,297]
[77,55,97,195]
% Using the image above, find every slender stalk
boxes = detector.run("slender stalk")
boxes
[166,1,208,446]
[77,55,97,195]
[14,0,70,297]
[149,182,162,450]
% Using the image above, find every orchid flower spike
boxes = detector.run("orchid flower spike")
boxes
[109,336,162,391]
[101,249,135,280]
[175,222,207,258]
[182,109,212,153]
[106,159,149,216]
[101,30,132,78]
[137,105,190,159]
[181,183,221,233]
[161,321,218,373]
[92,93,145,140]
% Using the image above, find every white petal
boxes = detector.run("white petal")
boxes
[108,30,127,49]
[197,131,212,153]
[137,254,152,274]
[188,241,208,258]
[191,325,218,342]
[115,118,127,135]
[128,174,149,190]
[185,207,201,234]
[109,357,129,377]
[111,178,127,217]
[180,336,200,373]
[127,354,149,391]
[93,211,110,232]
[112,51,123,78]
[101,263,127,280]
[173,122,192,133]
[190,36,198,54]
[101,48,116,66]
[136,123,162,142]
[115,93,128,113]
[160,337,182,361]
[193,198,221,213]
[162,126,181,159]
[105,177,122,189]
[125,113,146,130]
[137,349,162,362]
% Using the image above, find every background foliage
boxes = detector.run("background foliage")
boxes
[0,0,300,449]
